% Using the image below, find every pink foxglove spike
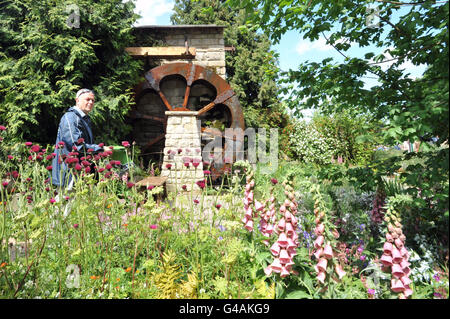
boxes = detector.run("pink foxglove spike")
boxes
[284,211,292,222]
[289,201,297,211]
[314,235,324,249]
[399,246,408,257]
[279,205,286,213]
[380,254,393,267]
[247,190,254,202]
[280,266,290,278]
[391,279,405,292]
[391,247,403,263]
[400,276,412,286]
[317,258,328,272]
[317,271,326,284]
[383,242,393,254]
[386,232,394,243]
[314,247,324,260]
[287,238,296,250]
[394,238,404,248]
[270,242,281,256]
[402,267,411,276]
[290,215,298,227]
[285,222,294,237]
[270,258,282,273]
[279,249,291,264]
[323,244,333,260]
[284,260,295,271]
[403,285,413,298]
[254,200,264,212]
[335,263,346,280]
[391,263,404,278]
[264,265,273,276]
[277,232,288,247]
[287,247,297,257]
[244,219,253,232]
[277,218,286,232]
[400,260,411,270]
[265,223,274,235]
[315,223,325,236]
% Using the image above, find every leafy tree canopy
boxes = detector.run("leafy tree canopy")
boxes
[0,0,143,145]
[227,0,448,148]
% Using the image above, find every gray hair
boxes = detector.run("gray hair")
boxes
[76,88,94,99]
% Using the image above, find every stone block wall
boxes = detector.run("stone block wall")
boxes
[137,25,226,79]
[161,111,205,193]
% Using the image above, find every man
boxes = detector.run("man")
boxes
[51,88,104,190]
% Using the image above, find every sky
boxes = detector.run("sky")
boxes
[133,0,427,118]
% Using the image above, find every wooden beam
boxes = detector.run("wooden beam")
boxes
[125,47,196,58]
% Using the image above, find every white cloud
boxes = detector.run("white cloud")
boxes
[295,37,329,55]
[295,37,353,56]
[133,0,174,26]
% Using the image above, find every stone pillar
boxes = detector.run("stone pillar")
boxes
[161,111,204,193]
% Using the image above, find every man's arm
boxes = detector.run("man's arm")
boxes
[60,113,103,153]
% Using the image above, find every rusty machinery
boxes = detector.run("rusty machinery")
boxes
[130,62,245,181]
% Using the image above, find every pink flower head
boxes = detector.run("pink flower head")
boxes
[193,199,199,204]
[192,159,200,168]
[277,218,286,232]
[323,243,333,259]
[73,224,79,229]
[314,223,325,236]
[383,242,393,254]
[182,185,187,191]
[165,163,172,169]
[391,279,405,292]
[264,265,273,276]
[270,242,281,256]
[270,258,282,273]
[317,258,328,272]
[394,238,404,248]
[203,170,211,175]
[254,200,264,212]
[270,178,278,185]
[335,263,346,280]
[74,163,82,171]
[314,235,324,249]
[2,181,8,187]
[317,271,326,284]
[277,232,288,247]
[126,182,134,189]
[392,264,404,278]
[196,180,206,189]
[7,155,13,160]
[150,224,157,230]
[279,249,291,264]
[392,247,403,263]
[244,219,254,232]
[25,142,33,146]
[215,204,222,209]
[46,165,53,171]
[280,266,290,278]
[121,141,130,147]
[147,185,155,190]
[314,247,324,259]
[31,144,41,153]
[0,125,6,131]
[50,198,56,204]
[380,254,393,267]
[77,138,85,144]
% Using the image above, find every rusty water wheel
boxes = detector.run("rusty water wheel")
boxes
[130,62,245,182]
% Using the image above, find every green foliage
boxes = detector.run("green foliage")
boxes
[0,0,143,145]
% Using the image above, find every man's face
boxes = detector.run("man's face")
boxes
[76,93,95,114]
